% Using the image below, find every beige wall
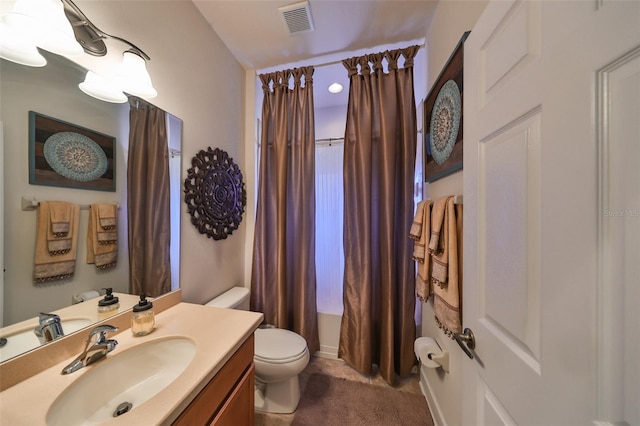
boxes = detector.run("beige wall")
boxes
[1,1,247,323]
[420,1,488,425]
[74,1,247,306]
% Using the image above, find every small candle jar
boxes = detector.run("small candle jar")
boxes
[131,293,155,336]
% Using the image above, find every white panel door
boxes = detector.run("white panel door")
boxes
[462,1,640,424]
[0,122,3,327]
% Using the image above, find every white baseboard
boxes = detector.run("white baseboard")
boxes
[314,345,339,359]
[420,366,446,426]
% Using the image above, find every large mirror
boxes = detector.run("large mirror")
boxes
[0,51,181,362]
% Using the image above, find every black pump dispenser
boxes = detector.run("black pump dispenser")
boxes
[133,293,153,312]
[98,288,119,307]
[131,293,155,336]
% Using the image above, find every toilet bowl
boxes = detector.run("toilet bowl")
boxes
[205,287,310,414]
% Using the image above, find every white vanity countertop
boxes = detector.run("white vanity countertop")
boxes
[0,302,263,425]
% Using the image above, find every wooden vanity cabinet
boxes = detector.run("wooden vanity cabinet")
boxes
[173,334,255,426]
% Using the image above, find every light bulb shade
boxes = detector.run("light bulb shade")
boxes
[0,21,46,67]
[5,0,83,57]
[79,71,128,104]
[115,51,157,98]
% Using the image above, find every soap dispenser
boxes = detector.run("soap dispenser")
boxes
[131,293,155,336]
[98,288,120,314]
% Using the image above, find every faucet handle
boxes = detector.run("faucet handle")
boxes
[38,312,61,326]
[35,313,64,344]
[89,324,118,343]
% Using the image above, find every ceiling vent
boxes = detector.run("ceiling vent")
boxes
[279,1,315,35]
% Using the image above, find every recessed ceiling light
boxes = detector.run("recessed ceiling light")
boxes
[328,82,343,94]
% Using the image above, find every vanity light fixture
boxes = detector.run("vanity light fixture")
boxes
[0,0,158,102]
[328,82,343,94]
[112,50,157,99]
[0,20,47,67]
[64,0,157,101]
[78,70,128,104]
[0,0,83,65]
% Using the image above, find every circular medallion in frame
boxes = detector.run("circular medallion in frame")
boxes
[429,79,462,165]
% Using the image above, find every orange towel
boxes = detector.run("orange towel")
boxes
[34,202,79,283]
[87,204,118,269]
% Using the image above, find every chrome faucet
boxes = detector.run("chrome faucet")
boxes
[61,325,118,375]
[33,312,64,344]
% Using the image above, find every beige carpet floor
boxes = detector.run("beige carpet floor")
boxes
[255,357,433,426]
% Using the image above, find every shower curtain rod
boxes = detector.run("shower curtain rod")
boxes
[316,137,344,146]
[256,42,425,74]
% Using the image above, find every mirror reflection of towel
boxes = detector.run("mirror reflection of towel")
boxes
[34,202,79,283]
[47,201,73,254]
[49,201,71,236]
[97,204,116,230]
[87,204,118,269]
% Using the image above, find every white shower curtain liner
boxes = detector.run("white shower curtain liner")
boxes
[315,142,344,315]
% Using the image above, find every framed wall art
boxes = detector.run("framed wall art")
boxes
[29,111,116,191]
[423,31,470,183]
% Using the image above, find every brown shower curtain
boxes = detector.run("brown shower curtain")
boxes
[339,46,419,385]
[251,67,320,354]
[127,98,171,297]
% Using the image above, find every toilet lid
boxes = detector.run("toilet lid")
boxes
[254,328,308,363]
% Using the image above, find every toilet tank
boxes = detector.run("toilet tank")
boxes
[205,287,250,310]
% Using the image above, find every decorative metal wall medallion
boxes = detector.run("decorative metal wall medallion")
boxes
[184,147,246,240]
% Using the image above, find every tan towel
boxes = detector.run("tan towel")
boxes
[409,200,427,241]
[47,201,73,254]
[429,196,450,286]
[431,196,462,337]
[98,204,117,230]
[411,200,427,261]
[87,204,118,269]
[49,201,71,236]
[428,196,448,255]
[34,202,79,283]
[411,200,433,302]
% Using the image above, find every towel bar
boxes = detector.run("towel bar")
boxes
[21,197,119,212]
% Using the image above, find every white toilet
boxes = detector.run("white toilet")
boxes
[205,287,310,414]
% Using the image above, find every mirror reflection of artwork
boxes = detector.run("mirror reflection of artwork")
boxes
[43,132,108,182]
[423,31,469,183]
[184,147,246,240]
[29,111,116,191]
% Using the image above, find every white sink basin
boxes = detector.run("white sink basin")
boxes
[46,337,196,426]
[0,318,93,362]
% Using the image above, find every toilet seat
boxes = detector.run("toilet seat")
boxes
[254,328,308,364]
